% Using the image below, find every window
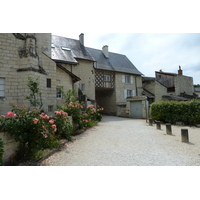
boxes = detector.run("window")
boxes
[56,87,62,99]
[48,105,54,112]
[122,75,131,84]
[125,75,130,83]
[124,89,136,99]
[81,83,85,91]
[61,46,71,51]
[127,90,132,97]
[104,75,111,82]
[47,79,51,88]
[0,78,5,97]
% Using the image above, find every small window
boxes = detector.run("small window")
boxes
[127,90,132,97]
[104,75,111,82]
[61,46,71,51]
[0,78,5,97]
[48,105,54,112]
[51,43,55,48]
[81,83,85,91]
[56,87,62,99]
[125,75,130,83]
[47,79,51,88]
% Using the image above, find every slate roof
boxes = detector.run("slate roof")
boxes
[51,35,95,64]
[86,47,143,75]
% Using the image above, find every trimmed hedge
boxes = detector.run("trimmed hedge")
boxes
[0,138,3,166]
[150,100,200,125]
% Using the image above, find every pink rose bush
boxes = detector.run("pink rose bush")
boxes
[58,101,103,131]
[0,103,72,160]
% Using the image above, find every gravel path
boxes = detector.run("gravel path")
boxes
[41,116,200,166]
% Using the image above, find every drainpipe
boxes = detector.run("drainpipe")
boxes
[135,76,138,96]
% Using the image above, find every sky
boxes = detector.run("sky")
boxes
[53,32,200,84]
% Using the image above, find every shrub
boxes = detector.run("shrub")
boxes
[150,100,200,125]
[0,138,3,166]
[59,102,103,131]
[0,104,72,161]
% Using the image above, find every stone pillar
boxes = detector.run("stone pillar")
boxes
[156,121,161,130]
[166,123,172,135]
[181,129,189,143]
[149,118,153,126]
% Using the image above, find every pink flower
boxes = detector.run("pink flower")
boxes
[42,126,46,130]
[1,115,5,118]
[43,133,48,138]
[33,118,39,124]
[43,115,50,120]
[7,112,14,118]
[53,128,57,132]
[54,111,60,115]
[51,124,56,129]
[49,119,54,124]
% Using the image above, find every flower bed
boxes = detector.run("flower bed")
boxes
[0,105,73,162]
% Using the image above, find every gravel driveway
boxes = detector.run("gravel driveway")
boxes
[41,115,200,166]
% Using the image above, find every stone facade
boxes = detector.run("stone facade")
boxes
[0,33,74,115]
[60,59,95,102]
[0,131,19,163]
[143,69,194,103]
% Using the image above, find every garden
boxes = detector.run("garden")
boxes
[0,77,103,165]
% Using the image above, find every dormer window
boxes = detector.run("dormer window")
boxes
[61,46,71,51]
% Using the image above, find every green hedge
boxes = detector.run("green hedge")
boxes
[0,138,3,166]
[150,100,200,125]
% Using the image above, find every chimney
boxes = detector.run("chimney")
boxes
[79,33,84,45]
[102,45,109,58]
[178,66,183,75]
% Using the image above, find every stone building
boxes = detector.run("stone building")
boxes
[51,34,96,105]
[142,67,195,103]
[0,33,79,115]
[86,45,147,118]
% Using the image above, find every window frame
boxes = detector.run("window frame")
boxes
[125,75,130,83]
[56,87,62,99]
[104,74,111,82]
[0,78,5,97]
[47,78,51,88]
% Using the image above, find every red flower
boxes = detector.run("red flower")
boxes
[7,112,14,118]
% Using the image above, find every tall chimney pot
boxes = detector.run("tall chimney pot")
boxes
[79,33,84,46]
[102,45,109,58]
[178,66,183,75]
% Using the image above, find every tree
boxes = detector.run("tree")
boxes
[26,77,43,109]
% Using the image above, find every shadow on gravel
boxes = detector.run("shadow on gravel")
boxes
[101,115,145,122]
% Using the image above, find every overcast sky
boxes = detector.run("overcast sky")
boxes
[53,33,200,84]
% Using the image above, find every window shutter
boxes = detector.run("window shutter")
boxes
[122,75,125,83]
[132,90,136,96]
[131,76,134,84]
[124,90,127,99]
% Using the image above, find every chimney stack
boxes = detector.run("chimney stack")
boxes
[178,66,183,75]
[79,33,84,46]
[102,45,109,58]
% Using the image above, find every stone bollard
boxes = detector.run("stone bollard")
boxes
[149,118,153,126]
[156,121,161,130]
[166,123,172,135]
[181,129,189,143]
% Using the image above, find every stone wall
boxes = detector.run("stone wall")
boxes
[175,75,194,95]
[0,33,73,115]
[0,131,19,164]
[60,59,95,101]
